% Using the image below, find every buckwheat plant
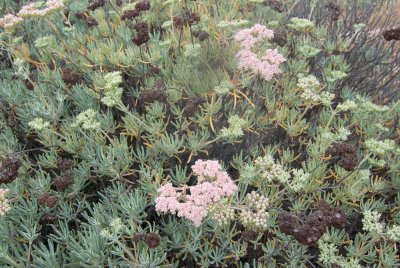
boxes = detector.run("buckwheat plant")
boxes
[0,0,399,266]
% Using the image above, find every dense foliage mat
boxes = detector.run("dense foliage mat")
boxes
[0,0,400,267]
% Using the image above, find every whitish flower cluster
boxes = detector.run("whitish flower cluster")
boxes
[386,225,400,242]
[13,58,29,78]
[297,75,334,106]
[100,218,126,240]
[0,0,64,32]
[18,0,64,18]
[220,115,247,141]
[297,74,321,102]
[217,19,249,29]
[0,189,11,216]
[101,71,124,107]
[318,236,362,268]
[317,239,339,266]
[254,155,290,184]
[28,117,50,131]
[362,211,400,241]
[183,44,202,58]
[362,210,385,234]
[208,200,235,226]
[336,100,358,112]
[287,17,315,31]
[365,139,397,155]
[334,127,351,141]
[239,191,269,231]
[356,96,390,113]
[214,80,233,96]
[73,109,101,130]
[0,14,23,32]
[289,168,310,192]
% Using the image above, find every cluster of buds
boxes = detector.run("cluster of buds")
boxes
[239,191,269,231]
[297,74,335,106]
[362,210,385,234]
[289,168,310,192]
[0,156,22,184]
[121,1,150,21]
[254,155,290,184]
[0,189,11,216]
[72,109,101,130]
[100,218,126,240]
[208,200,235,226]
[155,160,237,227]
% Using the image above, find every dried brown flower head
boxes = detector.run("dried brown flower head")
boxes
[145,233,160,248]
[135,1,151,11]
[278,200,346,245]
[62,68,83,86]
[87,0,106,11]
[139,80,167,104]
[57,158,74,171]
[121,9,140,20]
[383,27,400,41]
[132,22,150,46]
[53,170,74,191]
[0,156,22,184]
[38,193,59,208]
[193,30,209,42]
[264,0,285,13]
[272,29,287,47]
[325,2,341,21]
[325,142,358,171]
[240,230,258,242]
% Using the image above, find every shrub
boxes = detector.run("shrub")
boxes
[0,0,399,266]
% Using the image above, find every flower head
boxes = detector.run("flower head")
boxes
[235,24,274,49]
[0,189,11,216]
[73,109,101,130]
[155,160,237,227]
[28,118,50,131]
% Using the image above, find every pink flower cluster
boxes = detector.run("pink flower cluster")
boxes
[155,160,238,227]
[0,0,64,31]
[235,24,286,81]
[235,24,274,49]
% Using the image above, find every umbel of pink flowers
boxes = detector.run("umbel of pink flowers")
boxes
[155,160,238,227]
[235,24,286,81]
